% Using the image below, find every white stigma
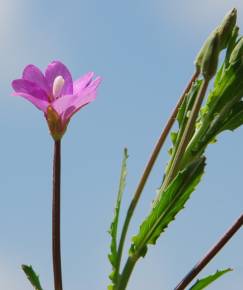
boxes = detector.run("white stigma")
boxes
[52,75,65,98]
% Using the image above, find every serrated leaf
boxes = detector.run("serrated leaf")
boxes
[189,268,232,290]
[108,148,128,283]
[22,265,43,290]
[131,157,205,257]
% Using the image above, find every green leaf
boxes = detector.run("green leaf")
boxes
[178,80,202,131]
[170,131,178,146]
[166,80,201,172]
[213,62,225,88]
[175,80,202,143]
[225,26,239,68]
[180,57,243,168]
[189,268,232,290]
[201,66,238,120]
[130,157,205,257]
[219,101,243,132]
[108,148,128,283]
[201,46,243,126]
[22,265,43,290]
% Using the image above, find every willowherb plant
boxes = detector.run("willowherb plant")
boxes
[108,8,243,290]
[11,7,243,290]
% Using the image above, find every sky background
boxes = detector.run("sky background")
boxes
[0,1,243,290]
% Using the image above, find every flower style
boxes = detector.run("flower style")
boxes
[12,61,101,140]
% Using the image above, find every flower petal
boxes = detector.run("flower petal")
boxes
[12,92,49,112]
[73,72,94,94]
[87,76,102,91]
[62,94,96,123]
[52,94,77,116]
[60,77,102,122]
[45,61,73,96]
[22,64,50,95]
[73,76,101,105]
[52,76,101,114]
[12,79,49,101]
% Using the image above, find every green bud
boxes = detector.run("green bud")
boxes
[229,37,243,65]
[217,8,237,49]
[232,25,240,39]
[201,32,220,80]
[195,8,237,72]
[195,35,212,72]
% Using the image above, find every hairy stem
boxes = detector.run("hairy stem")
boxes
[52,140,63,290]
[115,70,199,287]
[174,213,243,290]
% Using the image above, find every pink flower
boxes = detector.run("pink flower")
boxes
[12,61,101,140]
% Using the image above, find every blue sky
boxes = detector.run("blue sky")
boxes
[0,1,243,290]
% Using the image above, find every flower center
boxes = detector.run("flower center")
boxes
[52,75,65,99]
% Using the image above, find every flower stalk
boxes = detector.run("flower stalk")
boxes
[52,140,63,290]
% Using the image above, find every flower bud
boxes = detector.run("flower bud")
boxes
[201,32,220,80]
[217,8,237,49]
[229,37,243,65]
[195,8,237,72]
[195,36,212,72]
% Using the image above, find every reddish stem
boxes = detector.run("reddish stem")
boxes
[52,140,63,290]
[174,214,243,290]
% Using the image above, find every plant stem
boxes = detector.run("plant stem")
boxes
[161,78,209,193]
[117,256,138,290]
[174,213,243,290]
[115,70,199,287]
[52,140,63,290]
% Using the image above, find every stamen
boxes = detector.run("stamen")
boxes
[53,76,65,98]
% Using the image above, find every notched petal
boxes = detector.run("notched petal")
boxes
[73,72,95,94]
